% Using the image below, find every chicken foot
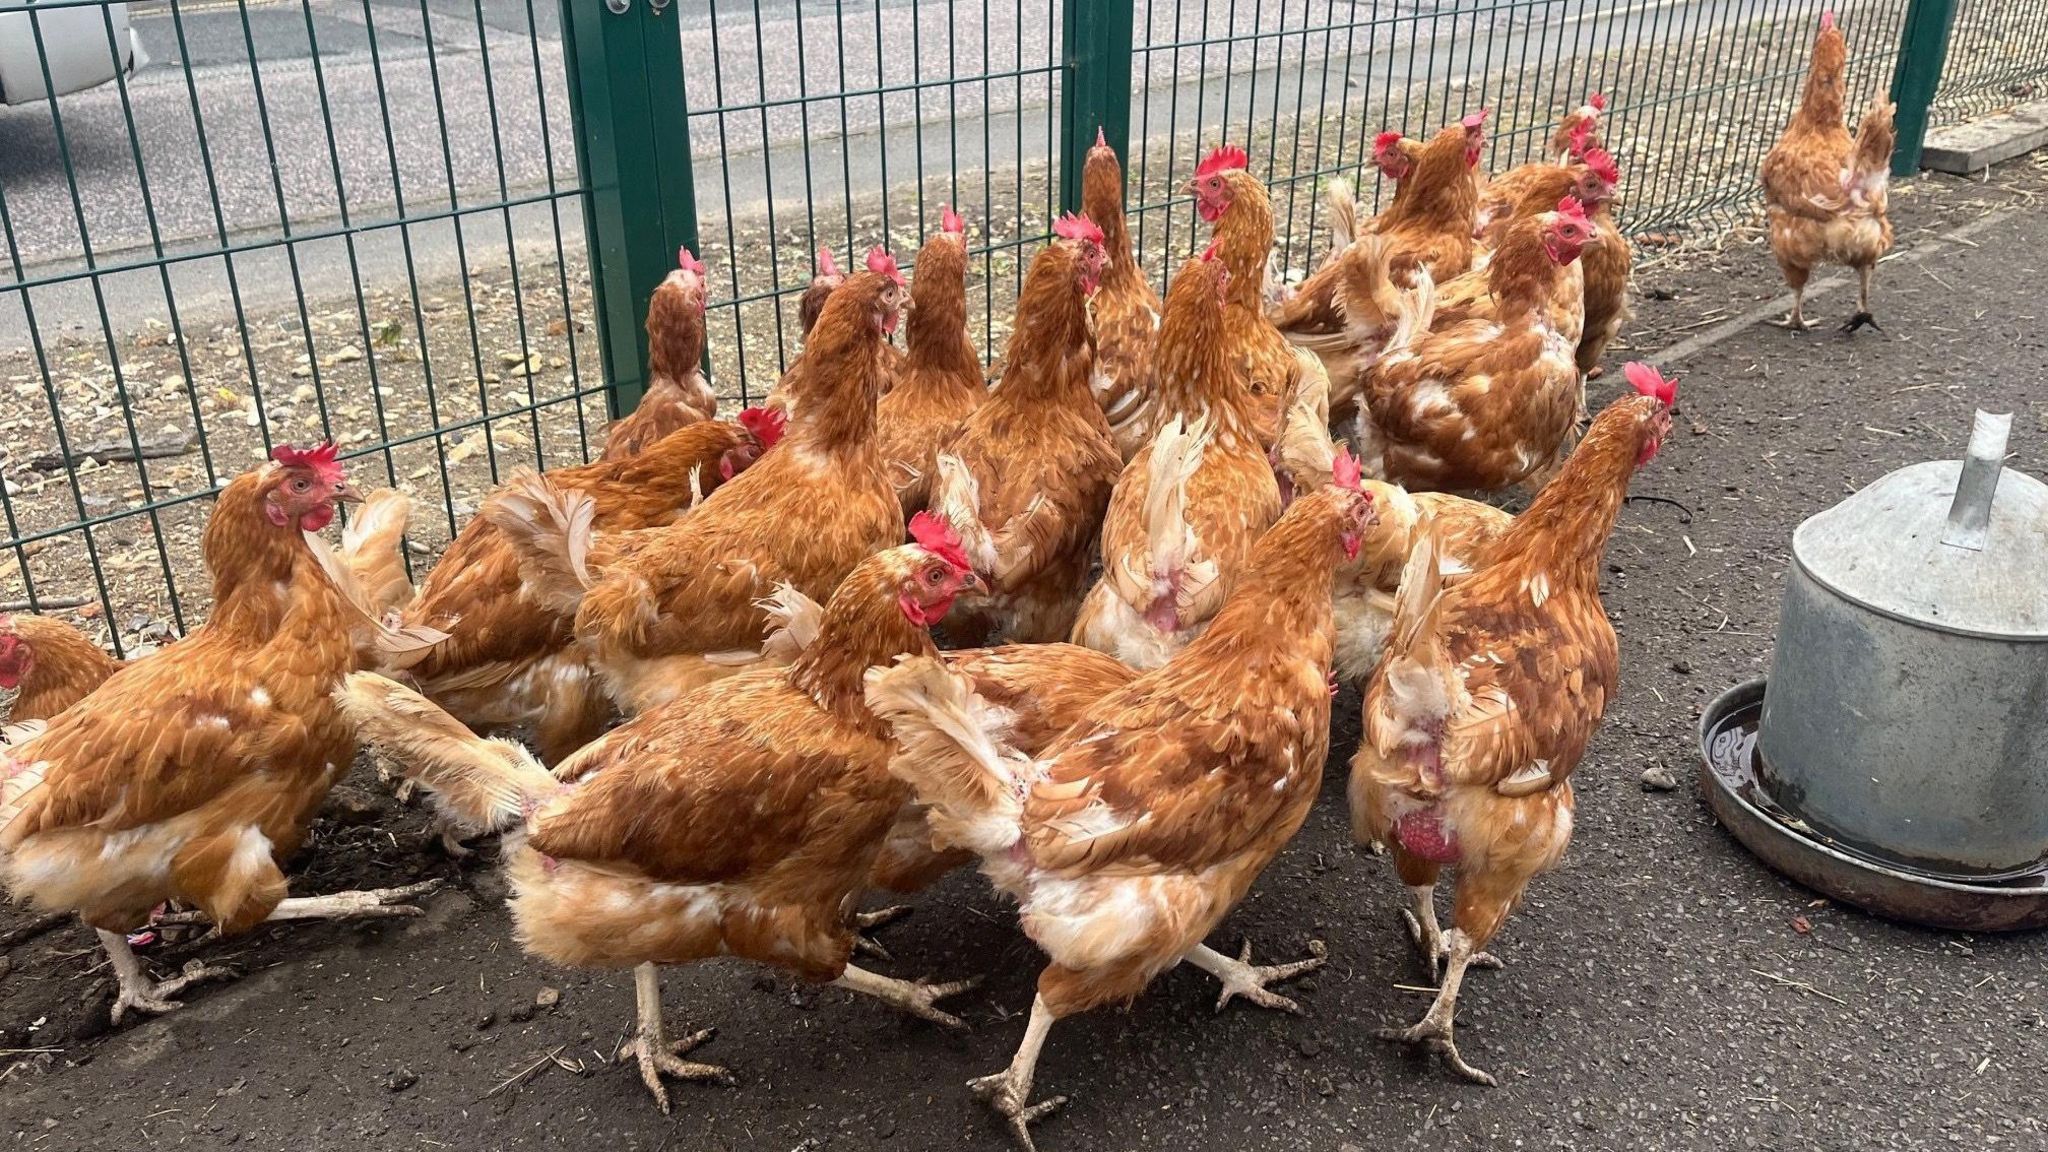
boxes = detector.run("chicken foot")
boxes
[152,880,444,927]
[849,904,913,961]
[262,880,444,920]
[1841,265,1880,334]
[1182,938,1327,1014]
[621,963,733,1114]
[96,928,239,1025]
[1378,927,1497,1086]
[1769,280,1820,331]
[830,962,979,1029]
[967,994,1068,1152]
[1400,884,1504,983]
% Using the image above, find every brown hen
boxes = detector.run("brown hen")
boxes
[1350,366,1677,1085]
[556,261,906,713]
[1,446,439,1024]
[1071,248,1281,669]
[600,247,719,461]
[0,613,119,724]
[868,476,1380,1151]
[877,207,985,513]
[928,216,1122,644]
[1761,12,1896,332]
[340,521,985,1113]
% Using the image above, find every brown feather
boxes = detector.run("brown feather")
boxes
[876,227,984,513]
[935,242,1121,644]
[574,271,905,714]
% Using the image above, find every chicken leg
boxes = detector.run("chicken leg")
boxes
[968,994,1068,1152]
[153,880,443,928]
[830,962,979,1029]
[620,963,733,1114]
[97,928,238,1024]
[1841,264,1880,333]
[1400,884,1503,983]
[1770,264,1819,331]
[260,880,444,920]
[1377,927,1496,1086]
[1181,939,1327,1014]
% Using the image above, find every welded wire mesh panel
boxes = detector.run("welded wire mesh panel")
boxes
[1124,0,1908,290]
[1931,0,2048,127]
[0,0,599,654]
[683,0,1066,402]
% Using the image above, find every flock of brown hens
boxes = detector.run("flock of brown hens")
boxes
[0,14,1899,1149]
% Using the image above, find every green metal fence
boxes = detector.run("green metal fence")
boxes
[2,0,605,652]
[1930,0,2048,127]
[0,0,2037,653]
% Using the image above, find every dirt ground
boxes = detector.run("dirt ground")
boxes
[4,152,2048,1150]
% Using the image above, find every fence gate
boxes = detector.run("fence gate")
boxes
[5,0,2045,653]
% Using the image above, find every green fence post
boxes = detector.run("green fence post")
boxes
[1058,0,1135,214]
[561,0,700,420]
[1889,0,1960,176]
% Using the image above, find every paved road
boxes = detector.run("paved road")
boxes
[0,0,1896,346]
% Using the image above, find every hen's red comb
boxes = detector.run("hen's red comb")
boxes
[1198,241,1222,263]
[1568,119,1595,155]
[865,246,905,286]
[1053,212,1106,247]
[1373,130,1405,156]
[1624,361,1678,407]
[817,248,842,279]
[1196,144,1250,177]
[1554,195,1592,225]
[271,442,340,470]
[940,204,965,235]
[908,511,972,574]
[676,246,705,276]
[1461,108,1491,130]
[737,405,786,449]
[1582,147,1620,187]
[1095,125,1107,147]
[1332,446,1362,492]
[1820,9,1836,29]
[1588,91,1608,112]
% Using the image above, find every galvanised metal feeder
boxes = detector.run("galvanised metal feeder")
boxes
[1699,411,2048,930]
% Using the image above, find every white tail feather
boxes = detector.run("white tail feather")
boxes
[759,584,824,663]
[482,472,599,615]
[305,524,450,672]
[0,722,52,841]
[930,453,1000,573]
[1324,176,1359,257]
[339,488,416,616]
[1380,527,1454,733]
[1138,414,1218,622]
[334,672,557,836]
[863,657,1030,858]
[1272,357,1338,493]
[1385,264,1436,356]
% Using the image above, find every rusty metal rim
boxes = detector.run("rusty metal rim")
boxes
[1697,677,2048,934]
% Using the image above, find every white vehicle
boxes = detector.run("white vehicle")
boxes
[0,1,147,105]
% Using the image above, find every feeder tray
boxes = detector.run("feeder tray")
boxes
[1699,678,2048,933]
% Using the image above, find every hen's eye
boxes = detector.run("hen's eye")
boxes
[927,568,945,585]
[290,478,311,493]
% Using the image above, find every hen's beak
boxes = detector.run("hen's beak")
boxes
[961,570,988,596]
[333,480,365,505]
